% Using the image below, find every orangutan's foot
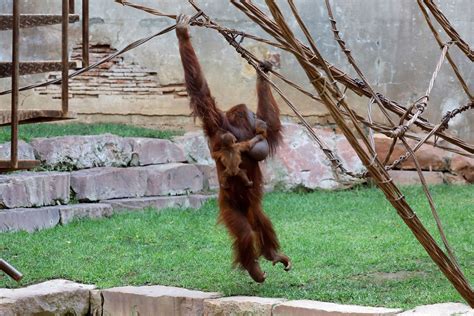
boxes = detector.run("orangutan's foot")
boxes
[245,260,266,283]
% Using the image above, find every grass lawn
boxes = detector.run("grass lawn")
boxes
[0,122,181,143]
[0,185,472,308]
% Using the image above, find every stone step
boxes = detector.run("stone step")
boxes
[204,296,287,316]
[0,171,70,209]
[104,194,214,213]
[0,61,80,78]
[273,300,402,315]
[31,134,185,170]
[71,164,204,202]
[0,14,80,31]
[398,303,474,315]
[96,285,221,316]
[0,279,94,316]
[0,203,112,232]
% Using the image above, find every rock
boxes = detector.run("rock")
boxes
[59,203,113,224]
[71,164,204,201]
[0,140,35,160]
[104,195,214,212]
[387,170,444,186]
[450,155,474,183]
[0,279,95,316]
[90,289,103,316]
[101,285,221,316]
[374,134,449,171]
[334,135,366,174]
[128,137,186,166]
[0,171,70,209]
[195,163,219,191]
[204,296,286,316]
[443,173,468,185]
[174,131,213,164]
[262,124,341,190]
[398,302,474,315]
[0,207,60,232]
[273,300,402,315]
[31,134,134,170]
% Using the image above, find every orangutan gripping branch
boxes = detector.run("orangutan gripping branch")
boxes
[176,14,290,283]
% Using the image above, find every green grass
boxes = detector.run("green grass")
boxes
[0,185,473,308]
[0,123,182,143]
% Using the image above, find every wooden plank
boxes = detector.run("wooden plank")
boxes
[0,61,80,78]
[0,160,40,172]
[0,110,76,126]
[0,14,79,31]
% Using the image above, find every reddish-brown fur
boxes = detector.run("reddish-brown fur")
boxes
[176,15,290,283]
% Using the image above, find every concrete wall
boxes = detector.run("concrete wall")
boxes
[0,1,472,139]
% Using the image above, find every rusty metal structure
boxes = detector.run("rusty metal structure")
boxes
[0,0,89,281]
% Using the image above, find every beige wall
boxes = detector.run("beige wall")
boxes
[0,1,472,139]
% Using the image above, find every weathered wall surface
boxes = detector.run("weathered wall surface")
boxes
[0,1,472,138]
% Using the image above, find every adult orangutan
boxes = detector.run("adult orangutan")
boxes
[176,14,291,282]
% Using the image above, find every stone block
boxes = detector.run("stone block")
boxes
[101,285,221,316]
[59,203,113,224]
[0,171,70,209]
[450,155,474,183]
[0,279,95,316]
[128,138,186,166]
[387,170,444,186]
[374,134,449,171]
[90,289,103,316]
[31,134,134,170]
[0,140,35,160]
[174,132,213,164]
[195,163,219,191]
[273,300,401,315]
[204,296,286,316]
[71,164,204,201]
[0,207,60,232]
[105,195,213,212]
[398,302,473,315]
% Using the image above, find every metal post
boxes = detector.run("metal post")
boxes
[82,0,89,67]
[11,0,20,169]
[62,0,69,114]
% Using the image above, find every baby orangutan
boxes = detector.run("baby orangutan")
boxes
[212,120,268,189]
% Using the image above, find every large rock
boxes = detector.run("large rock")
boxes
[104,194,213,213]
[31,134,134,170]
[262,124,342,190]
[128,137,186,166]
[0,140,35,160]
[101,285,221,316]
[0,171,70,209]
[374,134,449,171]
[398,302,474,315]
[387,170,445,186]
[59,203,113,224]
[71,164,204,201]
[0,279,95,316]
[174,131,214,165]
[273,300,402,315]
[204,296,286,316]
[0,207,60,232]
[195,164,219,191]
[450,155,474,183]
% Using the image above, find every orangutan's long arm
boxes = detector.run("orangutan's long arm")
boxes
[176,15,222,137]
[256,62,282,154]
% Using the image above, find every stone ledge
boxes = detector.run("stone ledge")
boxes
[0,206,60,232]
[204,296,286,316]
[398,303,474,315]
[70,164,204,201]
[100,285,221,316]
[273,300,402,315]
[59,203,114,225]
[0,279,95,316]
[104,194,214,213]
[0,171,70,209]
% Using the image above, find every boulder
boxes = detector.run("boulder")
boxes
[0,140,35,160]
[450,155,474,183]
[128,137,186,166]
[195,163,219,191]
[101,285,221,316]
[373,134,449,171]
[273,300,401,315]
[71,164,204,201]
[0,171,70,209]
[0,279,94,316]
[204,296,286,316]
[174,131,213,164]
